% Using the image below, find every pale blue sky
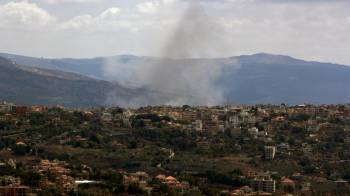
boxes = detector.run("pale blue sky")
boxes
[0,0,350,65]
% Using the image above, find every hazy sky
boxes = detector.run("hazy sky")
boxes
[1,0,350,65]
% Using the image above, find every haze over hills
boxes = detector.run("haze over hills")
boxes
[0,53,350,106]
[0,57,141,107]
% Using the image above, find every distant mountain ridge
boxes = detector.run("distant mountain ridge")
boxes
[1,53,350,105]
[0,57,139,107]
[1,52,347,80]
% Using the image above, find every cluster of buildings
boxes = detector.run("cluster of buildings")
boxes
[1,101,350,195]
[155,174,190,191]
[0,176,30,196]
[121,171,191,194]
[0,101,46,116]
[33,160,75,193]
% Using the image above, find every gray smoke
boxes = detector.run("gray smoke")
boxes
[105,1,234,107]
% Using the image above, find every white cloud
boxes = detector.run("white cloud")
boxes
[0,1,55,29]
[60,1,182,33]
[99,7,121,20]
[60,7,131,31]
[136,0,179,14]
[60,14,93,30]
[137,1,161,14]
[1,0,350,65]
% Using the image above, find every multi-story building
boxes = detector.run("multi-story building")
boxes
[228,115,240,128]
[193,120,203,132]
[181,111,198,122]
[248,127,259,136]
[264,146,276,160]
[123,171,150,188]
[196,140,210,150]
[0,102,14,113]
[0,186,30,196]
[252,177,276,193]
[203,120,219,134]
[0,176,21,187]
[101,112,113,122]
[12,106,28,116]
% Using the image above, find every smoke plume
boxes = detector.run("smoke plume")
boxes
[105,1,231,107]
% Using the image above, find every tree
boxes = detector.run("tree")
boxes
[128,140,137,149]
[127,184,144,194]
[12,144,27,155]
[303,165,316,174]
[224,128,232,137]
[22,171,41,187]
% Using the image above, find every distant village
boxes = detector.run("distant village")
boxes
[0,101,350,195]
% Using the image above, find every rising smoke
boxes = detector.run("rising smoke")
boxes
[105,1,233,107]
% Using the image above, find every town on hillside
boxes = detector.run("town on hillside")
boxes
[0,101,350,195]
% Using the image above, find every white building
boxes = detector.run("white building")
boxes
[229,115,240,128]
[101,112,113,122]
[252,177,276,193]
[248,127,259,136]
[0,102,14,113]
[193,120,203,132]
[264,146,276,160]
